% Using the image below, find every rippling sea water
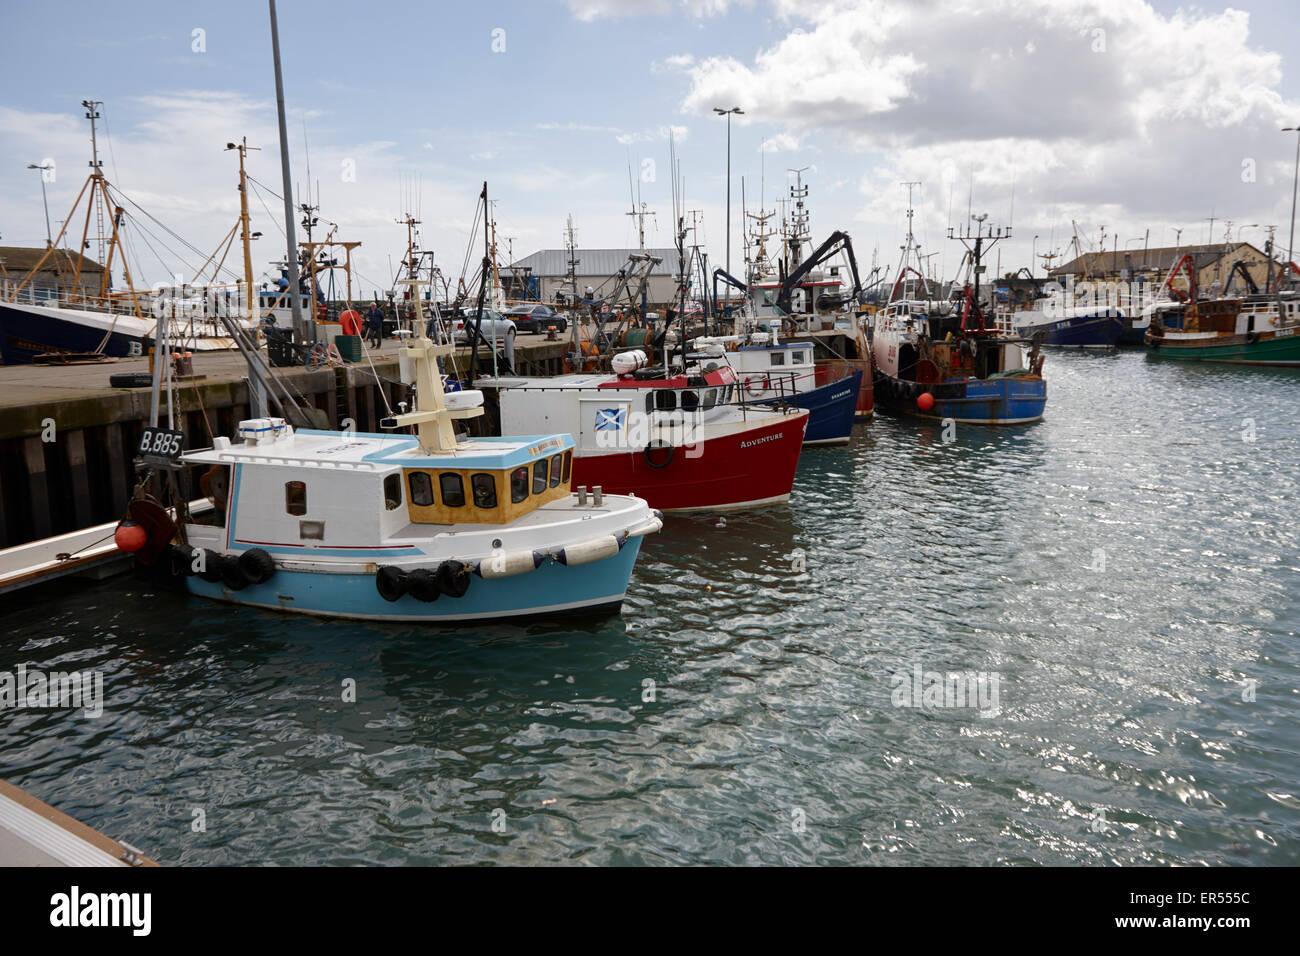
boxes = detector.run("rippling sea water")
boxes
[3,350,1297,865]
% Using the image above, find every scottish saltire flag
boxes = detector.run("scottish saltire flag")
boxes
[595,408,625,431]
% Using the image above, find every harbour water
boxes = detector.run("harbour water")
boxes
[2,350,1297,865]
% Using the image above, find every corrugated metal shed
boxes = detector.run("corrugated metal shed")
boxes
[1048,242,1264,277]
[507,248,679,277]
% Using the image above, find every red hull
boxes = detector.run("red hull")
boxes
[573,411,808,512]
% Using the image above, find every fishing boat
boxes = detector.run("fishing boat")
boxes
[694,333,861,445]
[711,181,875,424]
[479,348,809,512]
[871,204,1046,424]
[1009,302,1124,348]
[109,19,661,622]
[117,310,662,621]
[1144,252,1300,365]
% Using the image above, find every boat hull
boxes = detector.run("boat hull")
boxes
[185,536,645,622]
[0,300,149,365]
[874,371,1047,424]
[755,368,862,445]
[1145,328,1300,366]
[573,411,807,512]
[1019,311,1123,348]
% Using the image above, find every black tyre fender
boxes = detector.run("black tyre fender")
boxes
[238,547,276,584]
[644,439,675,469]
[436,560,471,598]
[169,544,198,577]
[376,565,409,603]
[198,549,225,582]
[1245,331,1259,345]
[109,372,156,389]
[218,555,250,591]
[406,568,440,602]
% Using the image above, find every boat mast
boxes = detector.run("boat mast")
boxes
[228,138,260,319]
[268,0,306,341]
[83,100,107,269]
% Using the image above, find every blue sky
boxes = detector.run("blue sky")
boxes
[2,0,1298,295]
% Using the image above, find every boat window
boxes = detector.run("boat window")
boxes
[655,389,677,411]
[383,474,402,511]
[703,387,717,410]
[681,390,699,412]
[285,480,306,516]
[439,473,466,508]
[471,473,497,509]
[645,393,655,416]
[770,352,786,366]
[510,466,529,503]
[532,458,548,495]
[548,454,563,488]
[408,471,434,507]
[792,351,806,364]
[562,450,572,482]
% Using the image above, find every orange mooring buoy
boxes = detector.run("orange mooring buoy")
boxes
[114,519,147,553]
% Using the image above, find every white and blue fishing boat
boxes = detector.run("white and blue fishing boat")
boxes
[113,16,665,623]
[694,333,861,445]
[160,325,662,621]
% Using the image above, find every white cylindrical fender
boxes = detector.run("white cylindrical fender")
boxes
[624,516,663,538]
[556,535,621,566]
[478,549,544,579]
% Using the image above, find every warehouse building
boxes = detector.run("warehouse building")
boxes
[500,248,681,308]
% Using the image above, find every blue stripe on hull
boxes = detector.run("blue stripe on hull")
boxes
[184,538,644,622]
[756,368,862,444]
[0,302,144,364]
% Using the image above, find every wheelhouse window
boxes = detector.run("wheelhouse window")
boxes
[383,474,402,510]
[562,450,572,482]
[770,352,786,366]
[681,390,699,412]
[408,471,434,507]
[655,389,677,411]
[510,466,529,503]
[285,480,307,516]
[548,454,563,488]
[532,458,549,495]
[792,351,806,364]
[703,387,717,410]
[471,473,497,509]
[439,473,466,508]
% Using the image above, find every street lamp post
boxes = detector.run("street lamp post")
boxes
[713,106,743,288]
[26,163,53,247]
[1284,127,1300,272]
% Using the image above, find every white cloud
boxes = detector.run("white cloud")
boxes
[677,0,1300,269]
[652,53,697,74]
[566,0,749,21]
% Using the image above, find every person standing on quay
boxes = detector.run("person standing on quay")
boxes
[366,301,384,349]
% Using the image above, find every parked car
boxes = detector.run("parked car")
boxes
[451,308,516,346]
[504,304,568,333]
